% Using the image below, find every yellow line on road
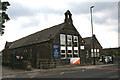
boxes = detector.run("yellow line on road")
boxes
[30,75,35,78]
[86,66,97,69]
[59,72,65,75]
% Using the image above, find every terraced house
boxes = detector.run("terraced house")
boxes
[2,10,87,69]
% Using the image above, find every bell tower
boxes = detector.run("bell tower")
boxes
[64,10,73,24]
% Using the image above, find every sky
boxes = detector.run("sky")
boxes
[0,0,119,51]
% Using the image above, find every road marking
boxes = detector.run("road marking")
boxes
[30,75,35,78]
[86,66,97,69]
[94,68,120,70]
[2,75,15,78]
[81,69,85,72]
[59,72,64,75]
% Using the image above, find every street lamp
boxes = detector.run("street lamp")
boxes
[90,5,96,65]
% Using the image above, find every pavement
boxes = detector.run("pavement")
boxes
[1,63,117,78]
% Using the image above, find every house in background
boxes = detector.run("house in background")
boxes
[83,35,103,64]
[102,47,120,56]
[2,10,86,69]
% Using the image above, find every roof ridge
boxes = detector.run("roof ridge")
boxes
[12,23,64,43]
[9,22,65,49]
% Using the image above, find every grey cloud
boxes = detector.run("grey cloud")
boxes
[7,1,64,28]
[7,1,118,32]
[7,2,36,19]
[118,2,120,33]
[68,2,117,14]
[7,2,64,20]
[20,18,40,29]
[68,2,118,25]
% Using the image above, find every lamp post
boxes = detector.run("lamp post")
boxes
[90,5,96,65]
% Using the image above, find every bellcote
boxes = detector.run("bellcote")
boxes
[64,10,73,24]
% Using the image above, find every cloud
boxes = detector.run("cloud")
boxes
[7,2,36,19]
[7,1,65,20]
[0,0,118,51]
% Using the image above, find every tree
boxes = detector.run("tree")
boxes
[0,1,10,36]
[115,51,120,56]
[106,49,114,56]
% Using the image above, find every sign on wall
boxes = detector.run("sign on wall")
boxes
[53,45,59,58]
[70,58,80,65]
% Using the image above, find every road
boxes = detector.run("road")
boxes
[33,64,120,78]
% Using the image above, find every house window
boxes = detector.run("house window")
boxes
[68,54,72,58]
[60,34,65,45]
[73,36,78,47]
[94,49,96,57]
[91,49,93,57]
[97,49,99,52]
[67,45,72,58]
[97,53,100,57]
[91,49,98,57]
[61,54,66,59]
[24,49,27,53]
[73,36,79,57]
[60,46,66,59]
[68,50,72,54]
[74,50,78,57]
[74,50,78,54]
[61,50,65,53]
[67,35,72,46]
[97,49,100,57]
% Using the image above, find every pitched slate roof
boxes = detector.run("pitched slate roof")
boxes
[83,37,92,45]
[83,35,102,48]
[7,10,82,49]
[5,42,13,48]
[9,23,65,49]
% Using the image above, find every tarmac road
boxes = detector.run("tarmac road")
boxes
[1,64,120,79]
[33,64,120,78]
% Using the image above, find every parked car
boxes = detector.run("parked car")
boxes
[105,56,112,64]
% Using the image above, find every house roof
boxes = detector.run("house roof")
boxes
[9,23,65,49]
[83,37,92,45]
[7,10,81,49]
[5,42,13,48]
[83,35,102,48]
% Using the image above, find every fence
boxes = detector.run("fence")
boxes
[38,60,71,69]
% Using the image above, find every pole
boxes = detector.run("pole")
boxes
[90,6,95,65]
